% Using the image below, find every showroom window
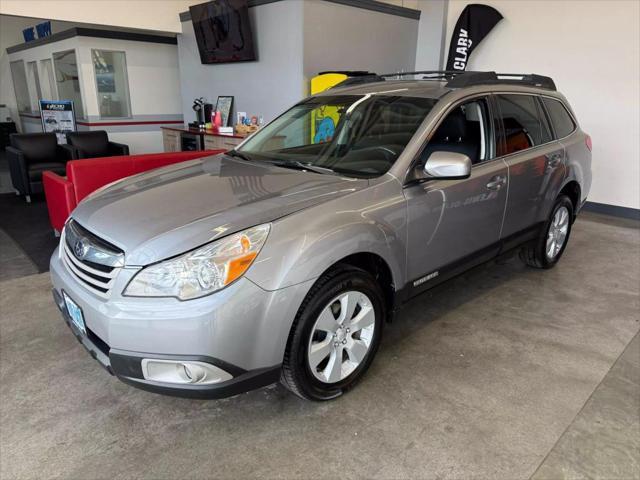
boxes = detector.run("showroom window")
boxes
[10,61,31,113]
[26,61,43,110]
[53,49,85,118]
[92,49,132,118]
[496,94,552,154]
[543,98,576,139]
[40,58,58,100]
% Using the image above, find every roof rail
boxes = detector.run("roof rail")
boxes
[445,71,556,90]
[328,70,556,91]
[380,70,462,80]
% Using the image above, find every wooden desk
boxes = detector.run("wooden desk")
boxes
[161,126,246,152]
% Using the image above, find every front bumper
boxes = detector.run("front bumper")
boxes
[50,247,314,398]
[53,289,281,398]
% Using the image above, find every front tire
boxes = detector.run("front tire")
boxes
[520,195,574,269]
[281,265,385,401]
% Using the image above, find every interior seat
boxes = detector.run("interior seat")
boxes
[420,110,479,165]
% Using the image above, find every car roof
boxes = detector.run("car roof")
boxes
[318,80,451,99]
[315,74,563,100]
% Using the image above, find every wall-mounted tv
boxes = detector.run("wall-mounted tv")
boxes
[190,0,256,64]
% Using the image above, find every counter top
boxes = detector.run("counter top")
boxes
[161,126,246,139]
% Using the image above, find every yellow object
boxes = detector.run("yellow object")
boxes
[310,73,347,95]
[310,73,348,144]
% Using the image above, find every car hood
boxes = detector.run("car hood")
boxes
[71,154,367,266]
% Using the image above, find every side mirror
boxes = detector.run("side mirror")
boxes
[419,151,472,180]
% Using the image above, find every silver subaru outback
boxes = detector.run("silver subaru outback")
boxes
[50,71,592,401]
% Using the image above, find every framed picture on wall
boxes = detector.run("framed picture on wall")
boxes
[215,96,234,127]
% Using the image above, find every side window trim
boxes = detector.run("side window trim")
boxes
[535,96,554,143]
[488,94,505,159]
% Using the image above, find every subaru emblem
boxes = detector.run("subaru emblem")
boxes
[74,239,88,259]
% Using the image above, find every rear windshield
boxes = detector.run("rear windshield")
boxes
[238,95,437,177]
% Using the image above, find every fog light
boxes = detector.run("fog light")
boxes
[141,359,233,385]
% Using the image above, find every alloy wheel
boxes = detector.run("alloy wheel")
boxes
[546,206,570,260]
[307,291,376,384]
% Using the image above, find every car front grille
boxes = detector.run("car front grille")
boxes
[61,220,124,299]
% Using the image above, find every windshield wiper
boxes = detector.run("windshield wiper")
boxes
[268,160,335,175]
[226,150,253,162]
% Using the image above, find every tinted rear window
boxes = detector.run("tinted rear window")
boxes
[496,94,552,154]
[543,98,576,138]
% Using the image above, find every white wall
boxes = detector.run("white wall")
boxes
[178,0,305,124]
[303,0,419,82]
[414,0,448,70]
[0,1,197,33]
[0,0,422,34]
[446,0,640,210]
[74,37,182,118]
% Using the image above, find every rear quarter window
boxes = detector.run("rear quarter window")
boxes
[495,94,552,154]
[543,98,576,139]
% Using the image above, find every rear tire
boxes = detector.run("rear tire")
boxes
[280,265,385,401]
[520,195,574,269]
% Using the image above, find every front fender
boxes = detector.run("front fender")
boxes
[246,178,406,293]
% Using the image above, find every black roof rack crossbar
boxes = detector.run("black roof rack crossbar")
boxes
[379,70,463,79]
[445,71,556,90]
[382,70,557,90]
[328,70,556,91]
[329,70,464,89]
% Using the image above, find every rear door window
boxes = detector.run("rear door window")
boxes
[496,94,551,154]
[543,98,576,139]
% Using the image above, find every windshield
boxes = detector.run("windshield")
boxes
[237,94,437,177]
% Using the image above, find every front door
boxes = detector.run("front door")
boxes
[404,97,508,294]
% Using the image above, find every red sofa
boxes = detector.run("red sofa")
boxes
[43,150,223,232]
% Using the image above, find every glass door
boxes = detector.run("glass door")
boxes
[53,49,85,118]
[40,58,58,100]
[10,60,31,113]
[26,61,43,111]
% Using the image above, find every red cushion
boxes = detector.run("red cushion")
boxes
[43,150,225,231]
[131,150,220,174]
[43,171,76,232]
[67,150,223,202]
[67,156,135,202]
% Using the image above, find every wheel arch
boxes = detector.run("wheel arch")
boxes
[559,180,581,218]
[319,252,396,321]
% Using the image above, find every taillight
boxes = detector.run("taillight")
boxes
[585,134,592,152]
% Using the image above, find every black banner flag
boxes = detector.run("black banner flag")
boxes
[445,4,503,71]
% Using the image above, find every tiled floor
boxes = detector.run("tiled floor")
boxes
[0,228,37,281]
[1,212,638,479]
[533,333,640,479]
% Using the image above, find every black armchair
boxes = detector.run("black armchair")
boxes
[7,132,75,203]
[66,130,129,159]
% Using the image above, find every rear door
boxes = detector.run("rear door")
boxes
[495,93,566,242]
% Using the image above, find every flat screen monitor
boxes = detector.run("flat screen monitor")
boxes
[190,0,256,64]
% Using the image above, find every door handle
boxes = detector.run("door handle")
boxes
[486,175,506,191]
[546,153,563,168]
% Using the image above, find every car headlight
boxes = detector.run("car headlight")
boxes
[124,224,270,300]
